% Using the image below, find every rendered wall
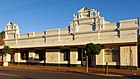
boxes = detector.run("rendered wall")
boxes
[45,49,60,64]
[14,52,21,62]
[96,49,104,65]
[120,46,138,67]
[70,48,81,65]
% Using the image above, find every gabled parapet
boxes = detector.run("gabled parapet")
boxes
[4,22,19,31]
[69,7,108,33]
[75,7,100,19]
[4,22,20,40]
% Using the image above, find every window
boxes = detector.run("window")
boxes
[112,47,120,55]
[35,49,45,60]
[105,48,112,62]
[35,54,39,60]
[87,11,90,17]
[105,47,120,62]
[79,14,81,18]
[0,53,2,60]
[64,52,68,61]
[78,48,82,61]
[60,49,70,61]
[112,47,120,62]
[20,50,29,60]
[14,34,16,38]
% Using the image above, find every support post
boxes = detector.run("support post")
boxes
[86,55,88,73]
[105,62,108,74]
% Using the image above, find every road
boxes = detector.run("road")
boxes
[0,68,139,79]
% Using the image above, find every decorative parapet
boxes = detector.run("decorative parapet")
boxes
[3,7,139,49]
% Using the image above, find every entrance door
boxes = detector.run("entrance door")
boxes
[20,50,29,60]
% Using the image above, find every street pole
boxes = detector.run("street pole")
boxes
[85,50,89,73]
[86,55,88,73]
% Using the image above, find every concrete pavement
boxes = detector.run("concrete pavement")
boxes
[0,68,130,79]
[2,64,140,77]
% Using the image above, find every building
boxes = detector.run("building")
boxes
[0,7,139,69]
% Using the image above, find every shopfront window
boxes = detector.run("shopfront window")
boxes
[105,46,120,62]
[20,50,29,60]
[35,49,45,60]
[60,49,70,61]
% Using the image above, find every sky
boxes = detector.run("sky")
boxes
[0,0,139,34]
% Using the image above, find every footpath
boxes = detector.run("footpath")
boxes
[2,64,140,77]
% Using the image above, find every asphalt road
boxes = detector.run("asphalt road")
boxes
[0,68,139,79]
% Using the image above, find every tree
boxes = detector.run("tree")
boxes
[2,45,11,54]
[0,31,5,39]
[0,31,5,45]
[2,45,11,66]
[86,43,102,55]
[85,43,102,73]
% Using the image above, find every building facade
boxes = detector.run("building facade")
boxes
[0,7,139,69]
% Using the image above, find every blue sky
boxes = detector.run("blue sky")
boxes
[0,0,139,34]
